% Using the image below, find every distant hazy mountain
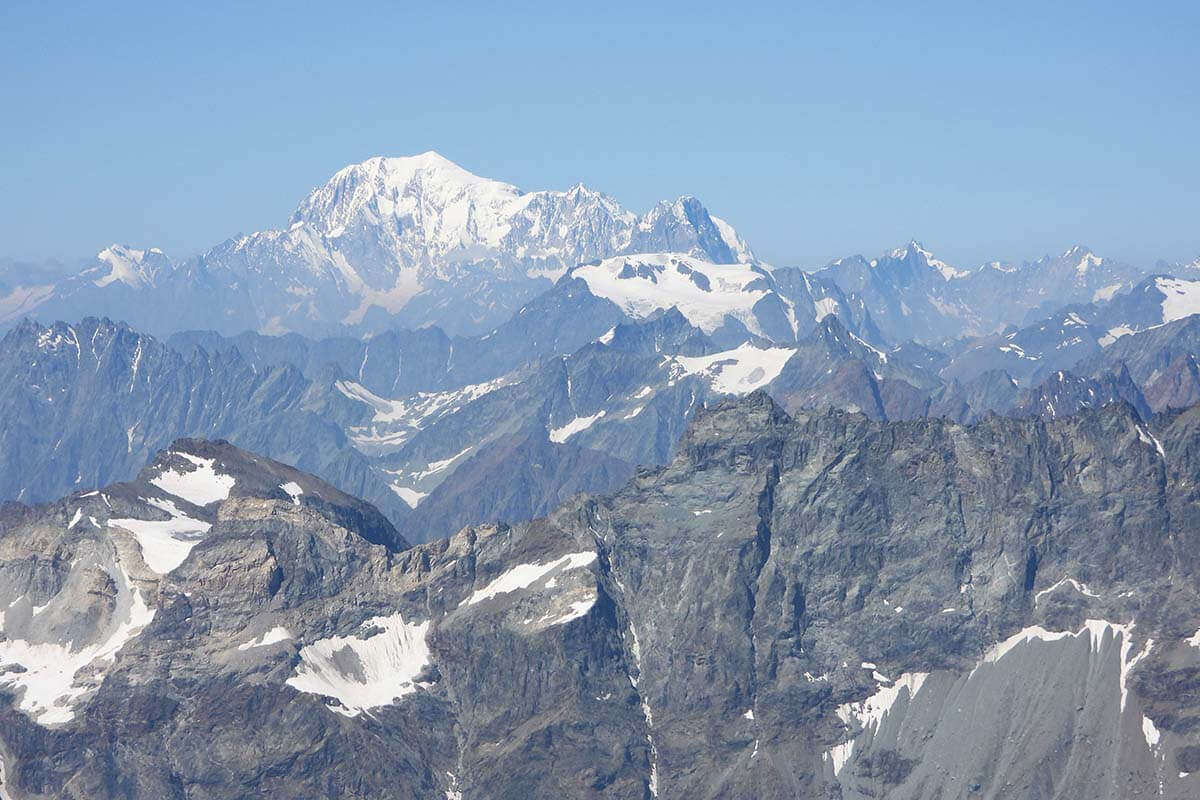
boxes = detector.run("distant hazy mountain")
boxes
[1,153,754,338]
[941,273,1200,387]
[814,241,1148,344]
[0,317,409,525]
[11,296,1200,546]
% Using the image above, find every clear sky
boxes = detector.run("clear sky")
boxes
[2,1,1198,269]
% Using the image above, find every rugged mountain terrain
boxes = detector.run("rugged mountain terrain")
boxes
[940,274,1200,388]
[813,242,1149,345]
[2,395,1199,798]
[0,317,408,525]
[0,154,754,338]
[12,300,1200,548]
[2,148,1182,352]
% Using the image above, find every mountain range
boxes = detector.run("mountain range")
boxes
[3,153,1196,350]
[7,281,1200,550]
[3,395,1199,798]
[0,153,753,339]
[3,151,1200,799]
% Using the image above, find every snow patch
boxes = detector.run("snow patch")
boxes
[150,452,235,507]
[237,626,294,651]
[1034,577,1101,605]
[674,343,794,394]
[813,297,839,321]
[1136,425,1165,459]
[414,447,473,480]
[1156,277,1200,324]
[340,377,512,451]
[108,498,211,574]
[0,565,154,725]
[1099,324,1135,347]
[285,613,431,717]
[572,254,772,335]
[390,486,428,509]
[1143,715,1162,752]
[280,481,303,505]
[549,411,605,443]
[826,672,928,776]
[544,597,595,626]
[462,551,597,607]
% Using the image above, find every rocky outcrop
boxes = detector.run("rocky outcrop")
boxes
[3,395,1199,798]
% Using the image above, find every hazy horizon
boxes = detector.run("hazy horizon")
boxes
[3,1,1198,269]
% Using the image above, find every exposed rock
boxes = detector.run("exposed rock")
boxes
[2,395,1198,798]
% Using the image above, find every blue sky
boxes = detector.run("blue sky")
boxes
[2,1,1198,268]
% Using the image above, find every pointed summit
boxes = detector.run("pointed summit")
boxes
[883,240,966,280]
[88,244,170,289]
[6,153,755,339]
[1053,244,1103,276]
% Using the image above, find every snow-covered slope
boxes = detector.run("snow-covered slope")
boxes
[1154,277,1200,325]
[1091,275,1200,345]
[571,254,776,336]
[566,253,863,346]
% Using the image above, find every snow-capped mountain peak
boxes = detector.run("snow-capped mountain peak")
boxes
[279,154,750,286]
[895,240,967,280]
[87,245,169,289]
[2,153,755,337]
[289,151,522,244]
[1059,244,1103,276]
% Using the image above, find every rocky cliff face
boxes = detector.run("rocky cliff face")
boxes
[0,317,409,526]
[9,307,1200,549]
[2,395,1198,799]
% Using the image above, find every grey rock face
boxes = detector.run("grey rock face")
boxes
[7,302,1197,552]
[3,395,1199,798]
[0,317,408,526]
[1143,353,1200,412]
[396,429,634,544]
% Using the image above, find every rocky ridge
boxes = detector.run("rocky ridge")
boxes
[2,395,1199,798]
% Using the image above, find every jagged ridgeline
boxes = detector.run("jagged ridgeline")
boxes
[2,393,1199,798]
[3,152,1200,800]
[0,153,755,340]
[6,302,1200,553]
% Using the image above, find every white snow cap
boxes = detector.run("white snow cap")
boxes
[674,343,795,395]
[890,241,967,280]
[92,244,163,289]
[572,254,773,335]
[285,153,751,285]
